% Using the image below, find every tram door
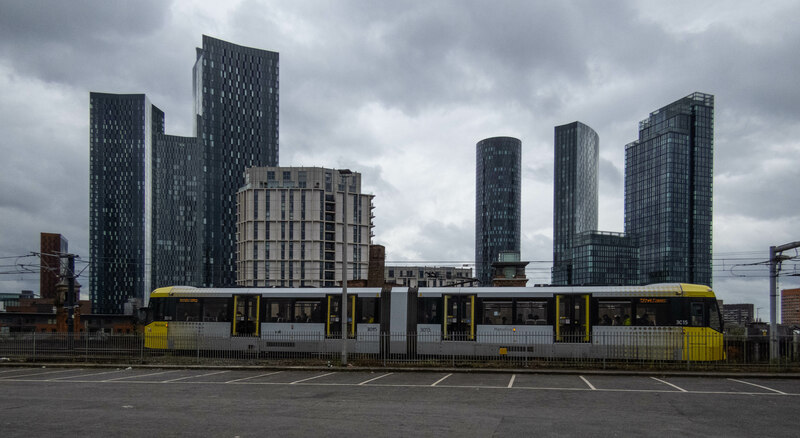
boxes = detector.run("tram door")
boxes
[555,294,590,342]
[326,295,356,338]
[442,295,475,341]
[232,295,260,337]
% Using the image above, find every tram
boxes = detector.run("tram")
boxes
[144,283,724,361]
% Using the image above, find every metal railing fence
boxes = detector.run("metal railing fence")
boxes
[1,331,798,369]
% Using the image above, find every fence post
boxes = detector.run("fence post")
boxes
[85,332,89,362]
[32,331,36,363]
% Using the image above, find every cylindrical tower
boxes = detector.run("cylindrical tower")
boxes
[475,136,522,286]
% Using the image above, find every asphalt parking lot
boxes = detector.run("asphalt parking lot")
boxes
[1,366,798,395]
[1,367,799,437]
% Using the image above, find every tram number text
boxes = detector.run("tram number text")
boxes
[675,320,688,326]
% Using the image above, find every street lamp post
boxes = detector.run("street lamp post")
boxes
[339,169,353,366]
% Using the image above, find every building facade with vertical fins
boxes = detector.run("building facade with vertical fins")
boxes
[89,93,163,313]
[625,92,714,286]
[194,35,280,288]
[236,167,374,287]
[90,36,279,313]
[475,136,521,286]
[551,121,599,285]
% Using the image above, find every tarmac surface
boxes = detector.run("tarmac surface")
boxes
[1,365,799,437]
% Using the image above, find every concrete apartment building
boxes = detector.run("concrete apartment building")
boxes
[236,167,374,287]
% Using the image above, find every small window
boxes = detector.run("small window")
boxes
[203,298,231,322]
[294,300,322,323]
[597,300,632,326]
[176,298,201,321]
[266,299,292,322]
[359,298,380,323]
[418,297,442,324]
[482,300,513,325]
[516,300,547,325]
[690,302,705,327]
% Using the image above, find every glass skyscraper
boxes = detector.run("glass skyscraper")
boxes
[90,36,279,312]
[89,93,164,313]
[475,137,521,286]
[570,231,638,285]
[625,92,714,286]
[552,122,599,285]
[194,35,280,287]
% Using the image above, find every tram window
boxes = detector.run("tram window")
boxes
[635,298,671,326]
[294,300,321,323]
[483,300,512,325]
[203,298,230,322]
[266,299,292,322]
[690,302,705,326]
[176,298,201,322]
[418,298,442,324]
[359,298,380,323]
[151,298,175,321]
[597,300,632,326]
[516,300,547,325]
[708,300,722,331]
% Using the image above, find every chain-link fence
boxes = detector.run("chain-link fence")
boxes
[1,331,799,369]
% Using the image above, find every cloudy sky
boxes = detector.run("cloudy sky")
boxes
[1,0,799,317]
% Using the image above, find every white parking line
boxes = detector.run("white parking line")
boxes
[507,374,516,388]
[651,377,688,392]
[225,371,283,383]
[0,369,25,375]
[49,369,126,381]
[431,373,452,387]
[2,369,83,379]
[290,372,335,384]
[579,376,596,390]
[162,370,230,383]
[728,379,787,395]
[103,370,178,382]
[358,373,393,385]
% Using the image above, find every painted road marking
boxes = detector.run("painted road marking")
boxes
[225,371,283,383]
[49,369,126,380]
[290,372,335,384]
[103,370,178,382]
[358,373,393,385]
[508,374,516,388]
[728,378,787,395]
[163,370,230,383]
[1,370,799,397]
[431,374,452,387]
[1,368,83,379]
[650,377,688,392]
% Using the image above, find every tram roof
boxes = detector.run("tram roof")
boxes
[151,283,715,299]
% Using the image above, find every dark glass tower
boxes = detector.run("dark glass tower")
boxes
[475,137,521,286]
[194,35,280,287]
[625,92,714,286]
[90,94,204,313]
[552,122,599,285]
[89,93,164,313]
[151,135,204,290]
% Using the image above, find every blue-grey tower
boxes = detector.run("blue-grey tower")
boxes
[89,93,163,313]
[90,93,203,313]
[625,92,714,286]
[194,35,280,287]
[475,137,521,286]
[552,122,599,285]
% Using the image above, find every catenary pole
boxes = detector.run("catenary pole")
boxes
[339,170,352,366]
[770,241,800,360]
